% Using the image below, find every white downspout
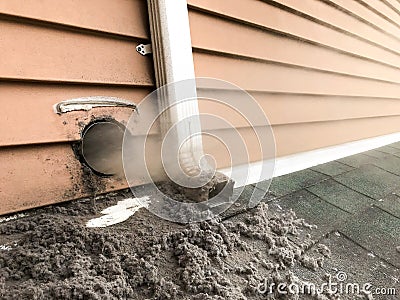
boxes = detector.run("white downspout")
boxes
[147,0,204,176]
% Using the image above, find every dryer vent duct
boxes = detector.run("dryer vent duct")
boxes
[80,120,125,176]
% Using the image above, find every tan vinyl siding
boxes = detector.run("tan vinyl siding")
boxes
[189,10,400,83]
[0,0,149,39]
[0,83,153,146]
[203,115,400,167]
[323,0,400,41]
[359,0,400,27]
[384,0,400,14]
[198,91,400,126]
[273,0,400,54]
[0,1,154,214]
[0,136,162,216]
[0,144,126,215]
[0,19,153,85]
[188,0,400,167]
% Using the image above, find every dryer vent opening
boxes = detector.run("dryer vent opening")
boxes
[80,120,125,176]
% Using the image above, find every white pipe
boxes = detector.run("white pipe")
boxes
[147,0,204,176]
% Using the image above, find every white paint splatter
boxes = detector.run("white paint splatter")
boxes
[86,196,150,228]
[0,213,27,223]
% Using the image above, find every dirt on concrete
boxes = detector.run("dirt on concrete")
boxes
[0,189,350,300]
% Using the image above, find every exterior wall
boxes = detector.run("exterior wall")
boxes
[3,0,400,214]
[0,1,155,214]
[188,0,400,167]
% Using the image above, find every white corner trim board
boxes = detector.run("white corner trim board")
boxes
[220,132,400,188]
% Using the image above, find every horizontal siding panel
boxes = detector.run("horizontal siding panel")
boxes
[192,0,400,170]
[273,0,400,54]
[0,0,149,39]
[0,19,154,85]
[0,83,158,147]
[274,116,400,156]
[253,93,400,125]
[197,90,400,127]
[188,0,400,69]
[273,114,400,157]
[203,126,264,169]
[326,0,400,38]
[189,10,400,83]
[384,0,400,13]
[0,138,163,215]
[193,52,400,97]
[0,143,126,215]
[359,0,400,26]
[204,116,400,168]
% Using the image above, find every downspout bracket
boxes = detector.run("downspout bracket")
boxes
[136,44,153,56]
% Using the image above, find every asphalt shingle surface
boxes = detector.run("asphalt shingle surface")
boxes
[337,153,379,168]
[340,206,400,268]
[267,169,329,197]
[311,160,354,176]
[269,189,350,241]
[374,145,400,155]
[376,192,400,219]
[372,154,400,176]
[306,178,375,214]
[305,234,399,300]
[266,141,400,292]
[334,165,400,200]
[363,149,391,159]
[385,141,400,150]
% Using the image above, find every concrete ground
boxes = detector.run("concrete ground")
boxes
[247,142,400,298]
